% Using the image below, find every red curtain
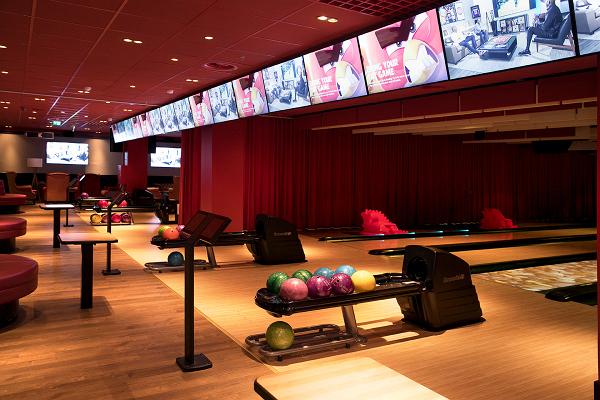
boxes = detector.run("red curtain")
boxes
[179,127,203,224]
[120,138,148,192]
[244,120,596,229]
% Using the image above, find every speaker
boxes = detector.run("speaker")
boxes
[109,130,123,152]
[148,136,157,154]
[397,245,483,330]
[249,214,306,265]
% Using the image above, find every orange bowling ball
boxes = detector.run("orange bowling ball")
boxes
[162,227,180,240]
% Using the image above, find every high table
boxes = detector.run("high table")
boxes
[58,232,118,309]
[39,204,75,248]
[254,357,448,400]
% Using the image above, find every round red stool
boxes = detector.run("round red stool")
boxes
[0,194,27,214]
[0,217,27,253]
[0,255,38,326]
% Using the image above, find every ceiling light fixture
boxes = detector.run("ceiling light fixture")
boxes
[170,58,178,62]
[133,40,142,44]
[0,45,6,49]
[129,85,136,88]
[2,106,7,109]
[327,18,338,23]
[84,115,88,118]
[5,125,11,128]
[204,36,213,40]
[61,111,65,114]
[317,15,328,21]
[123,38,133,42]
[192,79,198,83]
[77,90,84,93]
[105,101,111,104]
[32,111,37,114]
[100,120,107,123]
[1,71,7,74]
[28,116,36,120]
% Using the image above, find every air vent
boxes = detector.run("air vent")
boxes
[319,0,446,18]
[203,62,238,72]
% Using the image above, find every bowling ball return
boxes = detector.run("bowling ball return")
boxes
[92,189,178,225]
[145,213,305,272]
[246,246,484,361]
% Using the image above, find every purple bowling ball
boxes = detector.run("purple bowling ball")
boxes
[306,275,332,298]
[330,273,354,295]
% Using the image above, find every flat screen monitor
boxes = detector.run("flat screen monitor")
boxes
[111,122,124,143]
[232,71,269,117]
[137,113,153,137]
[208,82,238,123]
[574,0,599,55]
[172,98,196,130]
[358,9,448,94]
[439,0,576,80]
[150,147,181,168]
[303,37,368,104]
[262,56,311,112]
[159,103,179,133]
[46,142,89,165]
[131,116,144,139]
[188,91,214,127]
[147,109,166,136]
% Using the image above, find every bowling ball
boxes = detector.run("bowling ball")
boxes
[335,265,356,276]
[81,192,89,199]
[314,267,334,279]
[90,213,102,224]
[157,225,170,237]
[351,270,376,292]
[119,200,128,207]
[162,227,180,240]
[265,321,294,350]
[98,200,109,209]
[330,273,354,295]
[279,278,308,301]
[291,269,312,283]
[306,275,332,298]
[266,272,289,294]
[167,251,184,266]
[120,213,131,223]
[101,214,108,224]
[176,224,185,232]
[111,213,121,223]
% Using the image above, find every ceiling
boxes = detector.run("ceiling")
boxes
[0,0,451,135]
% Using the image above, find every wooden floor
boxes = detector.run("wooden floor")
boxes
[0,207,597,399]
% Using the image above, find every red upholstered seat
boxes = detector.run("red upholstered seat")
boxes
[0,194,27,206]
[0,255,38,305]
[0,217,26,240]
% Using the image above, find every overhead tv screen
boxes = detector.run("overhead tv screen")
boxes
[112,122,125,143]
[188,91,214,127]
[263,56,311,112]
[131,116,144,138]
[137,114,153,137]
[439,0,575,80]
[150,147,181,168]
[147,109,166,136]
[46,142,89,165]
[303,38,368,104]
[172,98,196,130]
[208,82,238,123]
[159,104,180,133]
[233,71,269,117]
[574,0,600,55]
[358,9,448,94]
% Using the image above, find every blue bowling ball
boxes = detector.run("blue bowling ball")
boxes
[167,251,184,266]
[314,267,334,279]
[335,265,356,276]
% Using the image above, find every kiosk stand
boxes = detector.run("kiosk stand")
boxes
[150,210,231,371]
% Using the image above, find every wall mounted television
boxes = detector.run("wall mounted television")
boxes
[46,142,89,165]
[208,82,239,123]
[150,147,181,168]
[188,91,214,127]
[233,71,269,117]
[262,56,311,112]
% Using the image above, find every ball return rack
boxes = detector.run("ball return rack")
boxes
[246,245,484,361]
[150,210,232,371]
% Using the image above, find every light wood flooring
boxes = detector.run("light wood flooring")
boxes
[0,207,597,399]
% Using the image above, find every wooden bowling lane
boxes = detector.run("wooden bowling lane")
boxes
[337,227,597,251]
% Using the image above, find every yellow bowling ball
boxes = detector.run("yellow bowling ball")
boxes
[351,270,376,292]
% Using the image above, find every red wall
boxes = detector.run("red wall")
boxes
[119,138,148,192]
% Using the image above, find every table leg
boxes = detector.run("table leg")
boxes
[53,209,60,248]
[63,208,74,228]
[81,243,94,309]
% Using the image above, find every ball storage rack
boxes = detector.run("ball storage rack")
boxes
[245,273,424,361]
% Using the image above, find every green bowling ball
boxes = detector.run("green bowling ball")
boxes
[265,321,294,350]
[266,272,289,294]
[291,269,313,283]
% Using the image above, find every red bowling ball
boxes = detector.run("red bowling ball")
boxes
[120,213,131,223]
[98,200,109,209]
[306,275,332,298]
[119,200,128,207]
[111,213,121,223]
[81,192,89,199]
[162,227,180,240]
[330,273,354,295]
[101,214,108,224]
[279,278,308,301]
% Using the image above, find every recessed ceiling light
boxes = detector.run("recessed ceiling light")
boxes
[83,91,90,94]
[204,36,213,40]
[96,131,101,133]
[100,120,107,123]
[327,18,338,23]
[1,71,7,74]
[77,90,84,93]
[185,79,192,82]
[61,111,65,114]
[129,85,136,88]
[5,125,11,128]
[28,116,36,120]
[192,79,198,83]
[84,115,88,118]
[317,15,328,21]
[0,45,6,49]
[133,40,142,44]
[85,128,90,130]
[105,101,111,104]
[170,58,178,62]
[2,106,7,109]
[123,38,133,43]
[32,111,37,114]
